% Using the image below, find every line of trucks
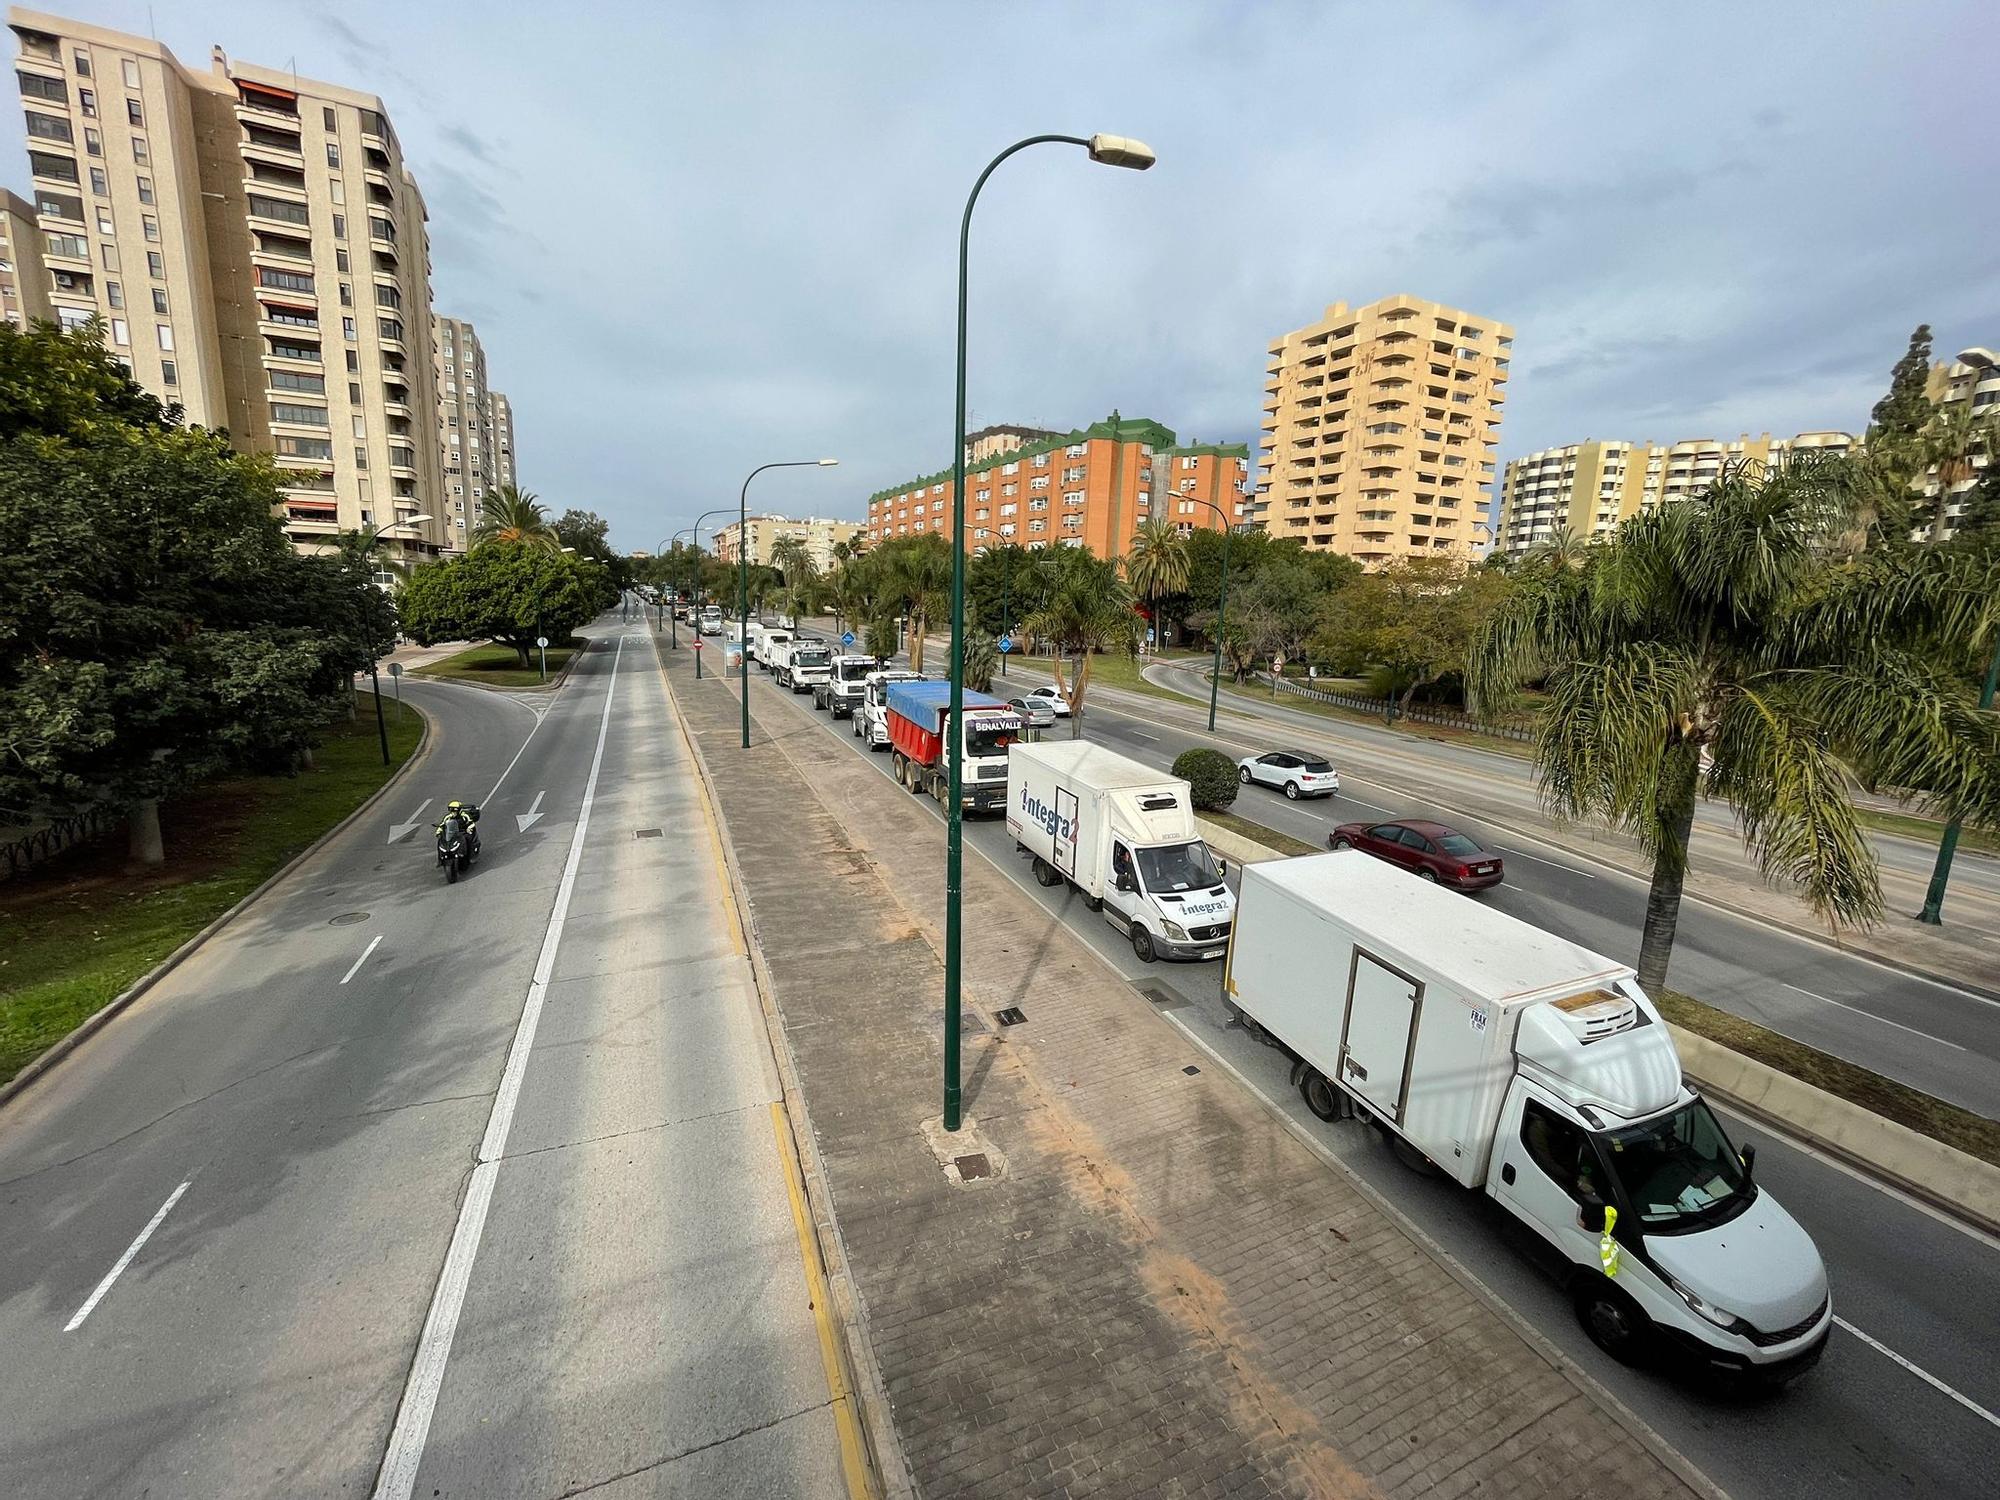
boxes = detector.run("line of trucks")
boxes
[771,655,1832,1387]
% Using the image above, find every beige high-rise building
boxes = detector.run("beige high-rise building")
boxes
[490,390,516,490]
[8,8,451,564]
[0,186,52,325]
[434,314,506,549]
[1492,430,1858,556]
[1254,294,1511,567]
[715,514,867,571]
[1919,348,1998,540]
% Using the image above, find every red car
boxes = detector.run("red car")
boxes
[1328,818,1504,891]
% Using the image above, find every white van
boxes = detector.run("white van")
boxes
[1226,852,1831,1384]
[1008,739,1234,963]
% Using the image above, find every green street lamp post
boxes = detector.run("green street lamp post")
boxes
[942,132,1155,1133]
[1917,631,2000,924]
[351,513,432,766]
[1173,495,1239,734]
[739,463,837,747]
[688,508,732,679]
[655,536,678,642]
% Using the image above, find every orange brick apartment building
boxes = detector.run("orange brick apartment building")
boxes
[863,413,1250,560]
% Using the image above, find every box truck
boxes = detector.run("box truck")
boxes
[1008,740,1236,963]
[1225,851,1830,1383]
[885,680,1020,812]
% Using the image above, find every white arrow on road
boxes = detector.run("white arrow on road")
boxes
[387,799,432,844]
[515,790,546,833]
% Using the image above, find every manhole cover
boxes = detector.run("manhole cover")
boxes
[953,1153,992,1181]
[1182,1065,1201,1077]
[329,912,370,926]
[995,1007,1026,1027]
[635,828,663,839]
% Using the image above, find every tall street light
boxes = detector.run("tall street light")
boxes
[1169,494,1239,733]
[740,462,837,748]
[943,132,1155,1133]
[688,507,733,677]
[349,513,432,766]
[654,536,678,641]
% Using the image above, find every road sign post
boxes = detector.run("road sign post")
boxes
[693,636,704,679]
[841,630,855,649]
[388,661,403,718]
[536,635,549,682]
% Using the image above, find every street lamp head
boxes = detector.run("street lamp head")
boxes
[1087,134,1156,171]
[559,545,577,553]
[817,458,840,467]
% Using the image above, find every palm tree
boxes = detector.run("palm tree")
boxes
[885,537,952,674]
[1125,517,1191,649]
[1470,454,2000,994]
[1021,548,1140,737]
[769,534,820,624]
[474,485,557,550]
[1917,401,1997,542]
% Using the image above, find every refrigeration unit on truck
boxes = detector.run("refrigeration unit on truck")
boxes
[780,639,834,694]
[1225,852,1831,1383]
[858,669,923,747]
[1008,740,1236,964]
[885,680,1020,813]
[817,653,879,716]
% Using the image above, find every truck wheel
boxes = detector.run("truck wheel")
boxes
[1389,1135,1445,1177]
[1299,1067,1341,1121]
[1573,1281,1654,1366]
[1083,893,1104,913]
[1032,857,1062,888]
[1131,926,1157,963]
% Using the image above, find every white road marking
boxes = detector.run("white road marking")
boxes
[484,697,556,805]
[1296,811,1327,822]
[1339,798,1394,815]
[386,800,431,845]
[372,635,625,1500]
[1491,845,1594,878]
[64,1181,190,1332]
[1834,1316,2000,1431]
[340,935,383,986]
[1784,985,1967,1051]
[514,789,546,834]
[1128,731,1158,742]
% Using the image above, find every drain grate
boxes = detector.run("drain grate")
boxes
[995,1007,1026,1027]
[634,828,663,839]
[953,1153,992,1181]
[329,912,369,926]
[1136,983,1192,1012]
[1182,1065,1201,1077]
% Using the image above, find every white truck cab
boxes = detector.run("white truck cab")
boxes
[1227,853,1831,1385]
[857,668,924,748]
[781,639,833,693]
[1008,739,1235,963]
[818,653,879,717]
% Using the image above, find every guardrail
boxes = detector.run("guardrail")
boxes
[0,805,121,880]
[1251,672,1536,743]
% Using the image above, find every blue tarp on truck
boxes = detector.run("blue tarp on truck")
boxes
[884,679,1011,736]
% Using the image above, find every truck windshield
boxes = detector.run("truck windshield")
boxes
[1136,841,1221,893]
[964,722,1017,757]
[839,662,875,681]
[794,649,831,666]
[1602,1100,1752,1229]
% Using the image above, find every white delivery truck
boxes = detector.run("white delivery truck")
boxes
[1226,852,1831,1384]
[817,653,878,717]
[780,638,834,694]
[1008,740,1235,964]
[755,628,792,672]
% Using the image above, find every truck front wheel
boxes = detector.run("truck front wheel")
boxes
[1573,1281,1654,1366]
[1131,926,1157,963]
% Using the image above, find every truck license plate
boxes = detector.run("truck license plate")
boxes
[1201,948,1225,960]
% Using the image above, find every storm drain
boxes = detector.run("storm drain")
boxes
[1136,983,1194,1013]
[995,1007,1027,1027]
[953,1154,992,1181]
[1182,1065,1202,1077]
[634,828,663,839]
[329,912,369,926]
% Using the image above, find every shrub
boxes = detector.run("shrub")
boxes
[1173,748,1238,811]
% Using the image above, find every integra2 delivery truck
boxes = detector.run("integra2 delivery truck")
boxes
[1226,851,1830,1383]
[1008,740,1235,963]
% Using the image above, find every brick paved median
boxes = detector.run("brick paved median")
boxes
[663,651,1715,1500]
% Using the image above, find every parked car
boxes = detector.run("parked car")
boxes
[1007,695,1056,730]
[1327,818,1504,891]
[1237,749,1340,800]
[1022,684,1071,717]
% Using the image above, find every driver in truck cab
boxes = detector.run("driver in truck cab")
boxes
[1113,843,1135,888]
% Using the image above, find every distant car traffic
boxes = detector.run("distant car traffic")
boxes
[1022,684,1071,717]
[1236,750,1340,800]
[1328,818,1503,891]
[1006,695,1056,730]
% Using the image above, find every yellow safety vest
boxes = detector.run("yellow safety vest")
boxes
[1599,1205,1621,1278]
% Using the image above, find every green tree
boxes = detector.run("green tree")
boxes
[880,535,953,674]
[552,507,613,561]
[1124,518,1190,646]
[964,633,998,693]
[1316,558,1513,713]
[0,317,178,438]
[1020,548,1138,737]
[399,542,610,667]
[1172,748,1238,811]
[1470,455,2000,994]
[475,485,558,550]
[1915,400,1997,542]
[1871,324,1935,440]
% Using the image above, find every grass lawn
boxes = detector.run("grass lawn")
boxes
[1201,807,1321,857]
[1006,650,1201,706]
[1658,990,2000,1168]
[1210,676,1538,760]
[413,640,580,688]
[0,703,424,1085]
[1852,805,1999,856]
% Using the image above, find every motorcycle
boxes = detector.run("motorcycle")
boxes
[437,811,477,883]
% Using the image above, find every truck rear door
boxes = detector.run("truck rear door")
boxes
[1339,949,1424,1123]
[1054,786,1079,877]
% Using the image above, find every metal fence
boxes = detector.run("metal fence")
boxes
[1253,672,1537,743]
[0,804,123,881]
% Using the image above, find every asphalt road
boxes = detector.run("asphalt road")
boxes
[0,622,846,1499]
[993,659,2000,1119]
[723,633,2000,1500]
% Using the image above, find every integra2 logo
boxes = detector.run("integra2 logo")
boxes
[1019,787,1075,845]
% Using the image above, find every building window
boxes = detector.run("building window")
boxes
[109,317,128,345]
[98,241,117,270]
[24,110,72,144]
[121,60,142,89]
[275,435,333,459]
[140,214,158,241]
[322,105,337,131]
[72,50,91,75]
[155,324,172,350]
[105,280,122,308]
[89,165,107,195]
[78,87,95,117]
[343,316,357,341]
[160,359,176,385]
[124,97,142,126]
[44,231,88,258]
[334,248,349,272]
[345,350,359,371]
[326,142,340,168]
[146,250,162,278]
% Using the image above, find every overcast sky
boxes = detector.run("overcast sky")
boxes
[10,1,1997,550]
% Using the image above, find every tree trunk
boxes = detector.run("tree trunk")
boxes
[513,640,532,669]
[128,798,164,867]
[1635,752,1700,995]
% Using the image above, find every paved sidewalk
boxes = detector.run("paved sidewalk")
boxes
[662,648,1714,1500]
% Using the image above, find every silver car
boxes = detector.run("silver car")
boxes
[1006,695,1056,730]
[1237,749,1340,800]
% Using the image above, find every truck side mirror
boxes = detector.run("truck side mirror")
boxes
[1739,1142,1756,1179]
[1577,1195,1606,1233]
[1215,857,1229,879]
[1115,873,1137,893]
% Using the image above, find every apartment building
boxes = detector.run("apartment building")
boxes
[1492,430,1858,555]
[1919,348,1998,539]
[8,8,451,564]
[864,413,1241,559]
[714,513,868,571]
[434,314,508,549]
[0,185,51,324]
[1253,294,1511,568]
[963,422,1060,464]
[490,389,516,490]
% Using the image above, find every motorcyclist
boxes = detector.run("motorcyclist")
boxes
[437,799,481,858]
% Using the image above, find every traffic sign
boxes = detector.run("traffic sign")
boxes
[998,634,1013,654]
[691,637,703,648]
[387,662,403,678]
[841,631,855,647]
[535,636,549,649]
